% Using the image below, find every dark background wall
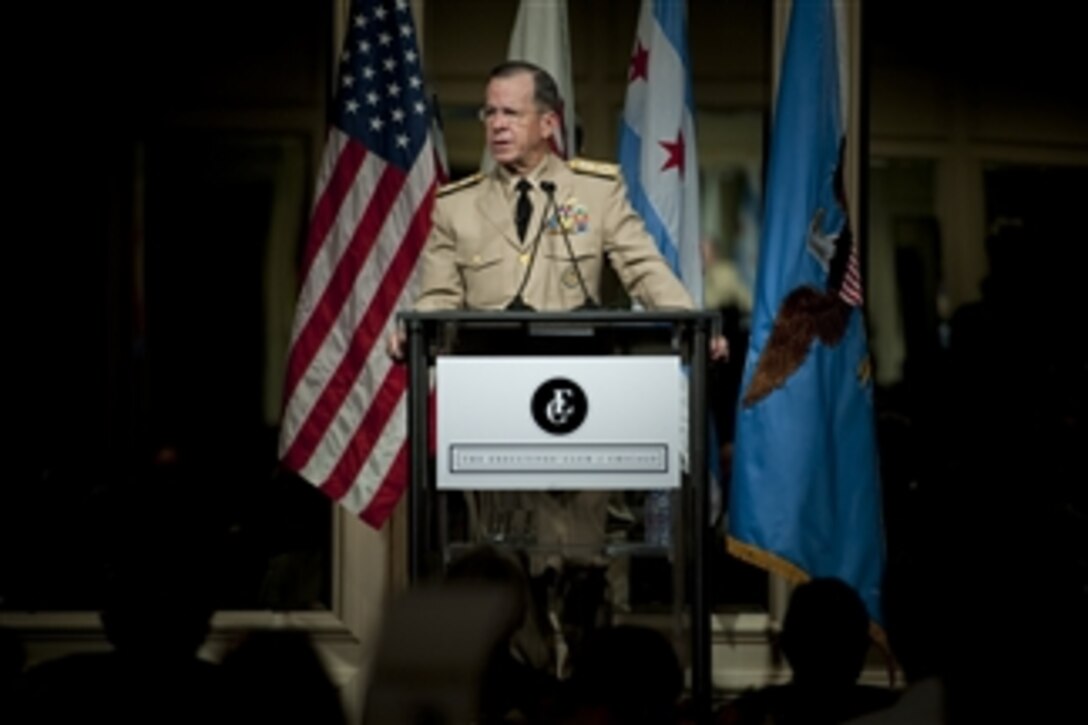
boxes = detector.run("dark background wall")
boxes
[3,0,1084,617]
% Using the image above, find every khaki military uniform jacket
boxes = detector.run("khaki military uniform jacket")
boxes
[415,153,693,311]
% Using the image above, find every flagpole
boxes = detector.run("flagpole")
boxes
[765,0,794,629]
[845,0,867,296]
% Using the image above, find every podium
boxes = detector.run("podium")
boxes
[400,309,716,718]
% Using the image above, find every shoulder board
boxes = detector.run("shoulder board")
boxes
[569,158,619,180]
[437,172,484,198]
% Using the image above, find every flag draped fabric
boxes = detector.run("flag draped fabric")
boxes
[727,0,885,623]
[618,0,701,306]
[620,0,720,529]
[278,0,439,528]
[508,0,576,158]
[479,0,576,172]
[622,0,722,513]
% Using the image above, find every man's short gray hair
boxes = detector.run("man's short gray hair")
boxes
[488,60,561,114]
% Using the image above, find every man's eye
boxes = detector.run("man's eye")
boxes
[478,107,526,122]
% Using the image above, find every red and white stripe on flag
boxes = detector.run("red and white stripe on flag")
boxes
[278,0,438,528]
[839,246,863,306]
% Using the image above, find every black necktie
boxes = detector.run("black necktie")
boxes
[515,178,532,242]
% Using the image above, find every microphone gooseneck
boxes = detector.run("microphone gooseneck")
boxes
[505,183,555,312]
[541,180,598,310]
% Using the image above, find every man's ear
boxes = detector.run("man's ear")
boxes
[540,109,559,140]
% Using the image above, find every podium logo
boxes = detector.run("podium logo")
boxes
[531,378,588,434]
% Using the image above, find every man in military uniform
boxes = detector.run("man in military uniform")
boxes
[390,60,725,676]
[414,61,697,314]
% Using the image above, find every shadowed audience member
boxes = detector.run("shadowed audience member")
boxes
[554,624,683,725]
[720,577,897,725]
[843,555,949,725]
[445,545,556,723]
[363,545,543,724]
[220,629,345,724]
[11,554,227,724]
[0,626,27,718]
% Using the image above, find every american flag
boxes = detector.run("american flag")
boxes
[278,0,439,527]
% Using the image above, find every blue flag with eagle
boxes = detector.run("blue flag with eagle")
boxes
[727,0,885,624]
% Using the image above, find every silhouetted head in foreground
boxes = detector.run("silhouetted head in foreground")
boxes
[780,577,871,687]
[222,629,345,725]
[563,624,683,724]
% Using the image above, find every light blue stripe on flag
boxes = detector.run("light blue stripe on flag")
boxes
[618,125,681,273]
[652,0,689,71]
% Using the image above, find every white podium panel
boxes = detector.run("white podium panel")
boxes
[436,356,681,490]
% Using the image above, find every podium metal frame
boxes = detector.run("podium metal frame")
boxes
[400,309,715,720]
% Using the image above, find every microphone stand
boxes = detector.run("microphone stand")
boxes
[540,180,598,310]
[505,188,555,311]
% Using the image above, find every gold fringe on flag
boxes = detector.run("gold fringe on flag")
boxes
[726,535,895,683]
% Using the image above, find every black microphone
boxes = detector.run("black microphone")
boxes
[541,180,598,310]
[505,185,555,311]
